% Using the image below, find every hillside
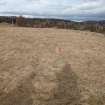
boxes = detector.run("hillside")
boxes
[0,16,105,33]
[0,26,105,105]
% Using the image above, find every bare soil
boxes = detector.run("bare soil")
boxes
[0,26,105,105]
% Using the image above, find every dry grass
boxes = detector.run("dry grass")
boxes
[87,93,105,105]
[0,26,105,105]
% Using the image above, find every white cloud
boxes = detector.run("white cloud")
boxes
[0,0,105,20]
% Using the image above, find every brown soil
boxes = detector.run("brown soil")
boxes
[0,26,105,105]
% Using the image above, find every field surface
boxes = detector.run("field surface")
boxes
[0,26,105,105]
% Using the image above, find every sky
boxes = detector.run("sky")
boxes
[0,0,105,21]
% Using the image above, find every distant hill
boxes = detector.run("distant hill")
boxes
[84,20,105,25]
[0,16,105,33]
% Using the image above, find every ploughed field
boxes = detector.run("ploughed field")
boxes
[0,26,105,105]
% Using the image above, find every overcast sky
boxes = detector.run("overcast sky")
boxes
[0,0,105,21]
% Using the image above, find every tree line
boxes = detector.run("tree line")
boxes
[0,16,105,33]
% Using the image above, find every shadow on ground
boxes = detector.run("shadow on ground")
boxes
[35,63,81,105]
[0,78,34,105]
[52,64,81,105]
[0,64,81,105]
[49,64,80,105]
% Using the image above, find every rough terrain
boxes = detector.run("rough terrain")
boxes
[0,26,105,105]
